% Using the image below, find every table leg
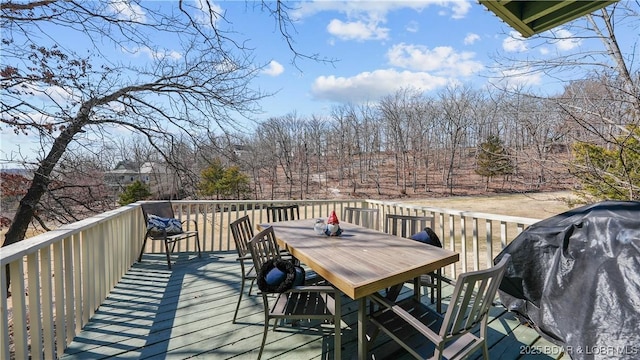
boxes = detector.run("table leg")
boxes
[413,277,420,300]
[436,268,442,314]
[358,297,366,360]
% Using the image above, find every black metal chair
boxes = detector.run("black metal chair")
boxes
[265,204,300,222]
[229,215,257,323]
[384,214,442,309]
[229,215,305,323]
[248,226,341,359]
[138,201,201,269]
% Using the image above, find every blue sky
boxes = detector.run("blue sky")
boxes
[241,0,581,119]
[1,0,633,166]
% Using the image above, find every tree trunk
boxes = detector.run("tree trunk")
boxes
[3,118,86,290]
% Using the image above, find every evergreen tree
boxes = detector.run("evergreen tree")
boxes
[198,160,250,199]
[118,180,152,206]
[572,126,640,201]
[219,166,251,199]
[475,134,515,190]
[198,160,226,199]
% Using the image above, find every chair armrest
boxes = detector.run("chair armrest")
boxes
[289,285,337,293]
[181,219,199,231]
[369,293,442,344]
[236,253,253,261]
[146,228,168,239]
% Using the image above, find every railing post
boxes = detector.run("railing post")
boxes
[53,241,65,357]
[41,246,55,358]
[0,265,9,360]
[486,220,494,268]
[448,214,456,279]
[10,260,27,360]
[27,252,43,359]
[472,217,479,271]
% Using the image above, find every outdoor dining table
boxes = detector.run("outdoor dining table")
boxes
[260,218,459,359]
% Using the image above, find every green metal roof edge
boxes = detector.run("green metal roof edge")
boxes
[479,0,618,38]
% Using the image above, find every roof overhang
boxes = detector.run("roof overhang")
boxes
[479,0,618,38]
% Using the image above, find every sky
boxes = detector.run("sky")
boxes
[1,0,634,167]
[238,0,603,118]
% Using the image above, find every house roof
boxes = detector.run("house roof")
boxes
[479,0,618,38]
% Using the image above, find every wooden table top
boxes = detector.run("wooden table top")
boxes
[260,219,459,300]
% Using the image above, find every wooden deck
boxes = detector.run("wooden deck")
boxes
[61,252,569,360]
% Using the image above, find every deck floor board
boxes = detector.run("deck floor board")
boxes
[61,252,565,359]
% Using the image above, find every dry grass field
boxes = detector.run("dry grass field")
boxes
[403,190,579,220]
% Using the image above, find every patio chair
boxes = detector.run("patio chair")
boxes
[384,214,441,307]
[248,226,341,360]
[367,254,511,360]
[230,215,308,323]
[138,201,201,269]
[229,215,258,324]
[343,207,380,230]
[265,204,300,222]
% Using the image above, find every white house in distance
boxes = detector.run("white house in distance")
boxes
[104,160,180,199]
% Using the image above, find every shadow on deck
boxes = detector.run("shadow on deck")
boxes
[61,253,568,359]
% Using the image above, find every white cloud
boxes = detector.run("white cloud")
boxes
[311,69,450,103]
[405,20,419,33]
[502,31,528,52]
[295,0,472,19]
[125,46,182,60]
[387,43,483,76]
[495,67,543,89]
[539,47,550,55]
[262,61,284,77]
[108,0,146,22]
[294,0,472,41]
[551,29,582,51]
[448,0,472,19]
[17,82,75,108]
[464,33,480,45]
[193,0,224,28]
[327,19,389,41]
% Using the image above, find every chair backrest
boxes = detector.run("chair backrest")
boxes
[266,204,300,222]
[384,214,434,239]
[343,207,380,230]
[247,226,282,274]
[141,201,175,221]
[440,254,511,340]
[230,215,255,257]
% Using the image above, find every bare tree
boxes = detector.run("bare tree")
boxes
[379,88,425,195]
[0,0,322,276]
[305,114,330,195]
[436,85,478,194]
[493,2,639,198]
[328,106,355,190]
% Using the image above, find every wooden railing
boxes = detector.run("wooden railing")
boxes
[1,204,144,360]
[363,200,538,278]
[1,199,540,359]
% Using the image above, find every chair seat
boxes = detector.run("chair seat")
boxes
[370,296,485,360]
[148,230,198,241]
[371,297,442,336]
[270,287,338,318]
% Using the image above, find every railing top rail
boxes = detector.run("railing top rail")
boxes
[163,199,363,205]
[0,204,140,265]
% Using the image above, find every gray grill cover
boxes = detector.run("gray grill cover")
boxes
[495,201,640,359]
